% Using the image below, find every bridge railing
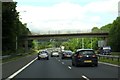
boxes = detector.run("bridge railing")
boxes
[97,54,120,62]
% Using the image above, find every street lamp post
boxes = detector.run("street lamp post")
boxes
[91,38,93,49]
[16,36,18,53]
[82,38,84,49]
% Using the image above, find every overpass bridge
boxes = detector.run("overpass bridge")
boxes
[22,32,109,52]
[24,32,109,40]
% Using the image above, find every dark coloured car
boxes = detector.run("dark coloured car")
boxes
[38,50,49,60]
[61,50,73,59]
[103,46,111,55]
[98,46,111,55]
[72,49,98,67]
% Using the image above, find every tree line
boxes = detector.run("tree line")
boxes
[2,2,33,55]
[108,17,120,52]
[92,17,120,52]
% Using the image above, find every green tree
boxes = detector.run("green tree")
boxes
[2,2,32,55]
[61,42,69,50]
[2,2,19,54]
[92,27,100,32]
[109,17,120,52]
[100,23,113,32]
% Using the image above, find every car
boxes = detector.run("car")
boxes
[38,51,49,60]
[72,49,98,67]
[51,51,59,57]
[103,46,111,55]
[61,50,73,59]
[98,46,111,55]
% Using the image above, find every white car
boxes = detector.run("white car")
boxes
[38,51,49,60]
[51,51,59,57]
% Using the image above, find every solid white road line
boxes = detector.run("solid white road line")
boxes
[7,57,37,79]
[99,61,120,67]
[82,75,90,80]
[68,66,72,69]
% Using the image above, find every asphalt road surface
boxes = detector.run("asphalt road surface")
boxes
[2,54,37,79]
[11,56,119,79]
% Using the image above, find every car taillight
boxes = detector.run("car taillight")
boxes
[92,55,96,57]
[77,55,83,58]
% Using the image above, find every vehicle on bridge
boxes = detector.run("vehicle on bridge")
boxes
[72,49,98,67]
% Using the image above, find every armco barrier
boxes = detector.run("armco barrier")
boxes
[97,54,120,62]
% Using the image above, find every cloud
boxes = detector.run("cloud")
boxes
[84,0,119,13]
[16,0,119,33]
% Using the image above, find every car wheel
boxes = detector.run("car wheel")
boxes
[72,61,75,66]
[74,62,79,67]
[38,57,40,60]
[47,57,49,60]
[94,63,98,67]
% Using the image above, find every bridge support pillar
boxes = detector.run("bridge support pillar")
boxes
[105,38,108,46]
[82,38,84,49]
[25,40,28,53]
[103,37,108,46]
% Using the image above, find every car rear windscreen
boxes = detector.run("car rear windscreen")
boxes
[79,50,95,55]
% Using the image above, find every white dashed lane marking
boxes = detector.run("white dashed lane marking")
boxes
[68,66,72,70]
[82,75,90,80]
[61,62,64,64]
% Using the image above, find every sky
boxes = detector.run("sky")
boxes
[14,0,120,33]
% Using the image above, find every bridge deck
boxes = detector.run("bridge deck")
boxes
[23,33,109,40]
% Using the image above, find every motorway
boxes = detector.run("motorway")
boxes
[2,54,37,79]
[8,55,119,79]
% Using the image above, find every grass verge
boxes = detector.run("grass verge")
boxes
[98,57,120,66]
[110,52,120,56]
[2,51,37,63]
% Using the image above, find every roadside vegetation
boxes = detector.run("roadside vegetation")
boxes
[110,52,120,56]
[99,52,120,65]
[98,57,120,65]
[2,2,35,56]
[2,49,38,63]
